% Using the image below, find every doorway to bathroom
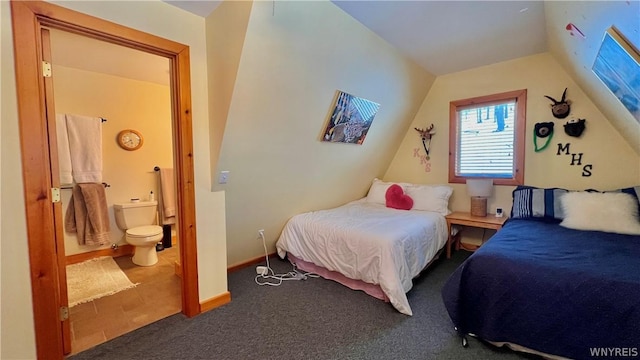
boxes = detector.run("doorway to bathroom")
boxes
[47,26,182,354]
[10,2,201,359]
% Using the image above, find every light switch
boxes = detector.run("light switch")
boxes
[218,170,229,184]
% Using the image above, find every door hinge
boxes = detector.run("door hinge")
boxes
[51,188,61,203]
[42,61,52,77]
[59,306,69,321]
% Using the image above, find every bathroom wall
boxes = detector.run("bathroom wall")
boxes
[53,64,174,255]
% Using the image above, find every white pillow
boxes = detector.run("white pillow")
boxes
[406,184,453,215]
[559,191,640,235]
[365,178,411,205]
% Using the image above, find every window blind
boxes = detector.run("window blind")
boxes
[455,102,516,178]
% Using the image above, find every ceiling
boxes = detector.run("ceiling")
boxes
[53,1,548,83]
[332,1,547,75]
[50,1,639,153]
[164,0,548,76]
[164,0,222,17]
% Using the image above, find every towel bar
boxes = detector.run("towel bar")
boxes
[61,182,110,190]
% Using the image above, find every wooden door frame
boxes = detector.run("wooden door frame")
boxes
[40,26,73,354]
[10,1,200,358]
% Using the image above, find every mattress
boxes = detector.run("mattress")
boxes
[276,199,448,315]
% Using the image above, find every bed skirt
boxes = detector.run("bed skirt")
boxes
[286,252,390,302]
[286,247,445,304]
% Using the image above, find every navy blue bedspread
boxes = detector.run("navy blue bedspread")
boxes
[442,219,640,359]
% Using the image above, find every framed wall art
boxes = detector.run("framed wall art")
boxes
[592,26,640,122]
[322,90,380,145]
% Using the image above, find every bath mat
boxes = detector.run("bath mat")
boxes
[66,256,138,307]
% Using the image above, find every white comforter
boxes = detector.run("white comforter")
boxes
[276,199,448,315]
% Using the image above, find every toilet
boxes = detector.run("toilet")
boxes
[113,201,163,266]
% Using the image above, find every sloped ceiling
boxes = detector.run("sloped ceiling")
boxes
[164,0,221,17]
[545,1,640,155]
[162,0,640,155]
[331,0,547,76]
[165,0,549,76]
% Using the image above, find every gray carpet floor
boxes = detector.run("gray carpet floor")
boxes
[69,250,539,360]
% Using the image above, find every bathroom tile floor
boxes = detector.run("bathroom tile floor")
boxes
[69,246,182,355]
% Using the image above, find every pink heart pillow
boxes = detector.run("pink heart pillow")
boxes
[385,184,413,210]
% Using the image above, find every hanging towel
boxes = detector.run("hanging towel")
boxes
[65,184,110,246]
[55,114,73,185]
[65,114,103,183]
[158,167,176,225]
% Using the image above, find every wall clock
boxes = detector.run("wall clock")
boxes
[117,129,143,151]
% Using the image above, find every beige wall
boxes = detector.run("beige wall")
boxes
[385,52,640,242]
[1,1,36,358]
[213,0,435,267]
[54,65,173,255]
[206,0,252,186]
[1,1,228,358]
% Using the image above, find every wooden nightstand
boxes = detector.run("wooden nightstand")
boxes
[445,211,508,258]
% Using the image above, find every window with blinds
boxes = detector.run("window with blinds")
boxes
[449,90,527,186]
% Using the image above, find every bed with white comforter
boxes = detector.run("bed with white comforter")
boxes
[276,198,448,316]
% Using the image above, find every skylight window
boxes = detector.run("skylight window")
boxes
[592,27,640,122]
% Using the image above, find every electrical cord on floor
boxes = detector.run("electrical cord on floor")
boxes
[254,231,318,286]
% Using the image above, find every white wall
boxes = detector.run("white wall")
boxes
[213,0,435,266]
[384,52,640,243]
[54,65,173,255]
[1,1,227,358]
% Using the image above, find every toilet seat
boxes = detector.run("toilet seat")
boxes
[126,225,162,238]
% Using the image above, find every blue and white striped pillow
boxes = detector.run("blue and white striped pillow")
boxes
[511,185,640,221]
[511,186,568,220]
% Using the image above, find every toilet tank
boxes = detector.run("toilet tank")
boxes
[113,201,158,230]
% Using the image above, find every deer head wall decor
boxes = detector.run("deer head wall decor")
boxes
[414,124,435,160]
[544,88,571,119]
[415,124,435,140]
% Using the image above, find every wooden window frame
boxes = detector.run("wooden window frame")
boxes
[448,89,527,186]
